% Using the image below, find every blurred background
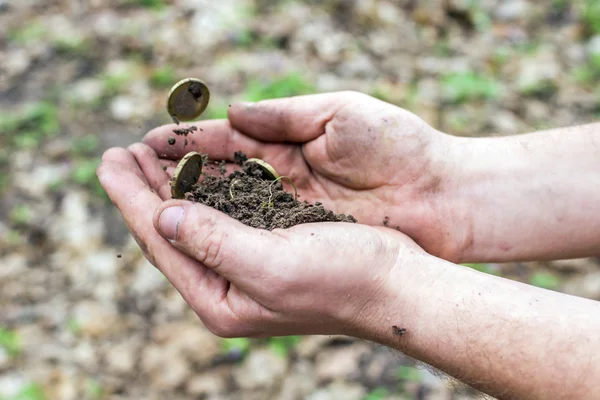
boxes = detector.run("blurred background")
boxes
[1,0,600,399]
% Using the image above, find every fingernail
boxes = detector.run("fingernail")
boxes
[158,206,184,240]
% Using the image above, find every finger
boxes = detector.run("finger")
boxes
[129,143,173,200]
[153,200,285,286]
[101,145,149,185]
[228,92,357,143]
[97,148,227,306]
[143,120,264,161]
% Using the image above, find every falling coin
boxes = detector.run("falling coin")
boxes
[171,151,203,199]
[246,158,280,180]
[167,78,210,123]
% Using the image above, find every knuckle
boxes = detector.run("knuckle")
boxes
[183,211,228,269]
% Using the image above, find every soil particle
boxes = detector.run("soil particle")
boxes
[172,125,198,136]
[188,82,204,101]
[233,151,248,166]
[168,137,176,145]
[392,326,406,336]
[183,152,356,230]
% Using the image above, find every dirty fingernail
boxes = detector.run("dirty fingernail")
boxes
[158,206,184,240]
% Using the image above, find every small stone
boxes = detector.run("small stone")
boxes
[84,250,119,278]
[233,348,288,389]
[314,344,370,382]
[72,300,120,338]
[548,258,598,273]
[307,381,366,400]
[131,258,166,295]
[495,0,530,21]
[563,271,600,300]
[110,96,136,121]
[0,347,10,370]
[168,137,176,145]
[0,254,27,280]
[185,371,226,396]
[105,338,139,374]
[141,344,191,390]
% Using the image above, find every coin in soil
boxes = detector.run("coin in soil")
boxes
[167,78,210,123]
[246,158,279,180]
[171,152,203,199]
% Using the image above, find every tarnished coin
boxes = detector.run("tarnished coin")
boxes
[167,78,210,123]
[246,158,279,180]
[171,152,203,199]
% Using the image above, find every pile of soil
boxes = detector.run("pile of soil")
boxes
[182,152,356,230]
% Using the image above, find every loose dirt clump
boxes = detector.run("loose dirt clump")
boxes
[183,152,356,230]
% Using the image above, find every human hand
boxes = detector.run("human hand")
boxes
[143,91,467,261]
[97,146,422,338]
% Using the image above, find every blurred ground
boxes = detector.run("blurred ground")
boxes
[1,1,600,399]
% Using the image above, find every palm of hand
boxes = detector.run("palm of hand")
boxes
[145,92,444,227]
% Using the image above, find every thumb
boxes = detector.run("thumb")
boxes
[227,91,360,143]
[153,200,282,281]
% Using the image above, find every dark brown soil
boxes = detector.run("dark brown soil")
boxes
[182,152,356,230]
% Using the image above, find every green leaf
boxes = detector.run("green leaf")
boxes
[462,263,499,276]
[10,205,33,226]
[221,337,251,355]
[530,272,560,290]
[267,336,300,357]
[396,365,422,383]
[364,387,389,400]
[0,327,21,357]
[13,384,46,400]
[149,66,177,88]
[245,73,314,102]
[441,72,500,104]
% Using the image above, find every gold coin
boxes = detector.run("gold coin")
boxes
[171,152,203,199]
[167,78,210,123]
[246,158,279,180]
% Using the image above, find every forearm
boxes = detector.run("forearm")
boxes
[365,250,600,399]
[445,123,600,262]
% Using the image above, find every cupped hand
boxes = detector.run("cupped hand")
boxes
[143,91,467,261]
[97,146,422,338]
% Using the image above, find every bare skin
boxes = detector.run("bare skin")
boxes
[99,92,600,399]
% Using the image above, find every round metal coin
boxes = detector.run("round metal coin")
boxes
[171,152,203,199]
[246,158,280,180]
[167,78,210,122]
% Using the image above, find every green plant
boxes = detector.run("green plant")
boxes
[364,387,389,400]
[123,0,167,10]
[441,72,500,104]
[53,36,89,57]
[85,379,104,399]
[7,23,47,44]
[0,327,21,357]
[221,337,251,356]
[72,135,99,156]
[9,383,46,400]
[530,272,560,290]
[10,205,33,226]
[245,73,315,102]
[462,263,500,276]
[149,66,177,88]
[580,0,600,35]
[396,365,422,383]
[0,102,59,142]
[71,158,109,201]
[66,319,82,336]
[267,336,300,357]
